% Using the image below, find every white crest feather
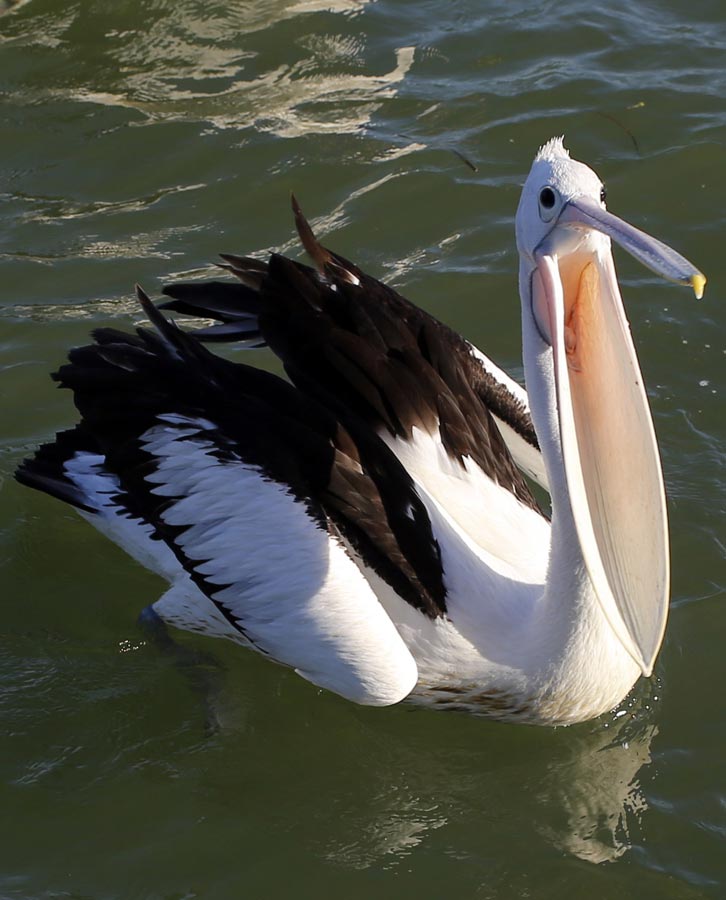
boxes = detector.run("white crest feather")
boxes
[535,136,570,163]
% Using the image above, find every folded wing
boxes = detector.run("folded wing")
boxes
[19,289,463,705]
[161,204,549,575]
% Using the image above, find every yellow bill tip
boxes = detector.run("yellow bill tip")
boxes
[690,273,706,300]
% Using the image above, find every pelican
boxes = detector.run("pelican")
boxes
[17,138,705,724]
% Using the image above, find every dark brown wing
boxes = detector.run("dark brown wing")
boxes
[19,288,447,620]
[162,201,542,514]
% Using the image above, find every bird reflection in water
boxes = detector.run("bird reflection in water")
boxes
[175,642,659,869]
[317,692,658,868]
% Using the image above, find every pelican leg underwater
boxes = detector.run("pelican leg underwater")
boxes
[16,139,705,724]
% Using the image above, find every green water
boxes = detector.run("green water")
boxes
[1,1,725,897]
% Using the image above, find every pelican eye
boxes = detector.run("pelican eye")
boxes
[538,186,559,222]
[600,186,607,204]
[539,187,556,209]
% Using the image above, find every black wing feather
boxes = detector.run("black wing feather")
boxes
[21,287,447,619]
[159,201,541,512]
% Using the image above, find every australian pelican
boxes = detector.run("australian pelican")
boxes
[17,138,705,724]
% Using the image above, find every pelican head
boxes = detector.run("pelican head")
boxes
[516,137,705,677]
